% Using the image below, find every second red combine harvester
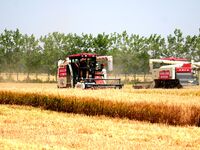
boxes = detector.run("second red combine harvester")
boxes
[57,53,123,89]
[149,57,200,88]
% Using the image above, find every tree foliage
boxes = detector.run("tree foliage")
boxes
[0,28,200,78]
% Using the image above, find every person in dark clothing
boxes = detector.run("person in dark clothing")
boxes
[89,61,95,78]
[80,58,87,78]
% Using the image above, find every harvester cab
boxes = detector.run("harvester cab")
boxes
[149,57,200,88]
[57,53,123,89]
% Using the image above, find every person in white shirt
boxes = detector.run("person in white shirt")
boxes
[101,64,107,79]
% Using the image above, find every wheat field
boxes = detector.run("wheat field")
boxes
[0,83,200,149]
[0,105,200,150]
[0,83,200,106]
[0,83,200,126]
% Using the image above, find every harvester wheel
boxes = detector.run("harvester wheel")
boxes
[177,83,183,89]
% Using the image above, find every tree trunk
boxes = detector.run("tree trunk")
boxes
[134,73,136,81]
[125,73,127,81]
[35,73,38,80]
[27,72,30,82]
[0,71,2,81]
[8,67,12,81]
[143,72,146,82]
[16,72,19,81]
[8,72,12,81]
[55,73,57,82]
[48,72,50,82]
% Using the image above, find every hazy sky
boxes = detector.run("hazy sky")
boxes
[0,0,200,37]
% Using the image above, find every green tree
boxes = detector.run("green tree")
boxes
[165,29,185,57]
[0,35,4,74]
[108,31,150,79]
[23,34,42,80]
[193,30,200,61]
[64,33,83,54]
[0,29,24,80]
[93,33,110,55]
[40,32,67,81]
[147,34,166,58]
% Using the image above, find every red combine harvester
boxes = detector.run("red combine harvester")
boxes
[149,57,200,88]
[57,53,123,89]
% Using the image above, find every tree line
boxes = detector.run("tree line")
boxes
[0,28,200,81]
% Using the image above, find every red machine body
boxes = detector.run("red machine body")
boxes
[149,57,199,88]
[57,53,123,89]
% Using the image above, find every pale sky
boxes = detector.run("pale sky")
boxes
[0,0,200,37]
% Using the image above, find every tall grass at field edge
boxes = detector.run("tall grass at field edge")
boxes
[0,90,199,127]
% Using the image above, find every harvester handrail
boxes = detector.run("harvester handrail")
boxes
[149,59,190,65]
